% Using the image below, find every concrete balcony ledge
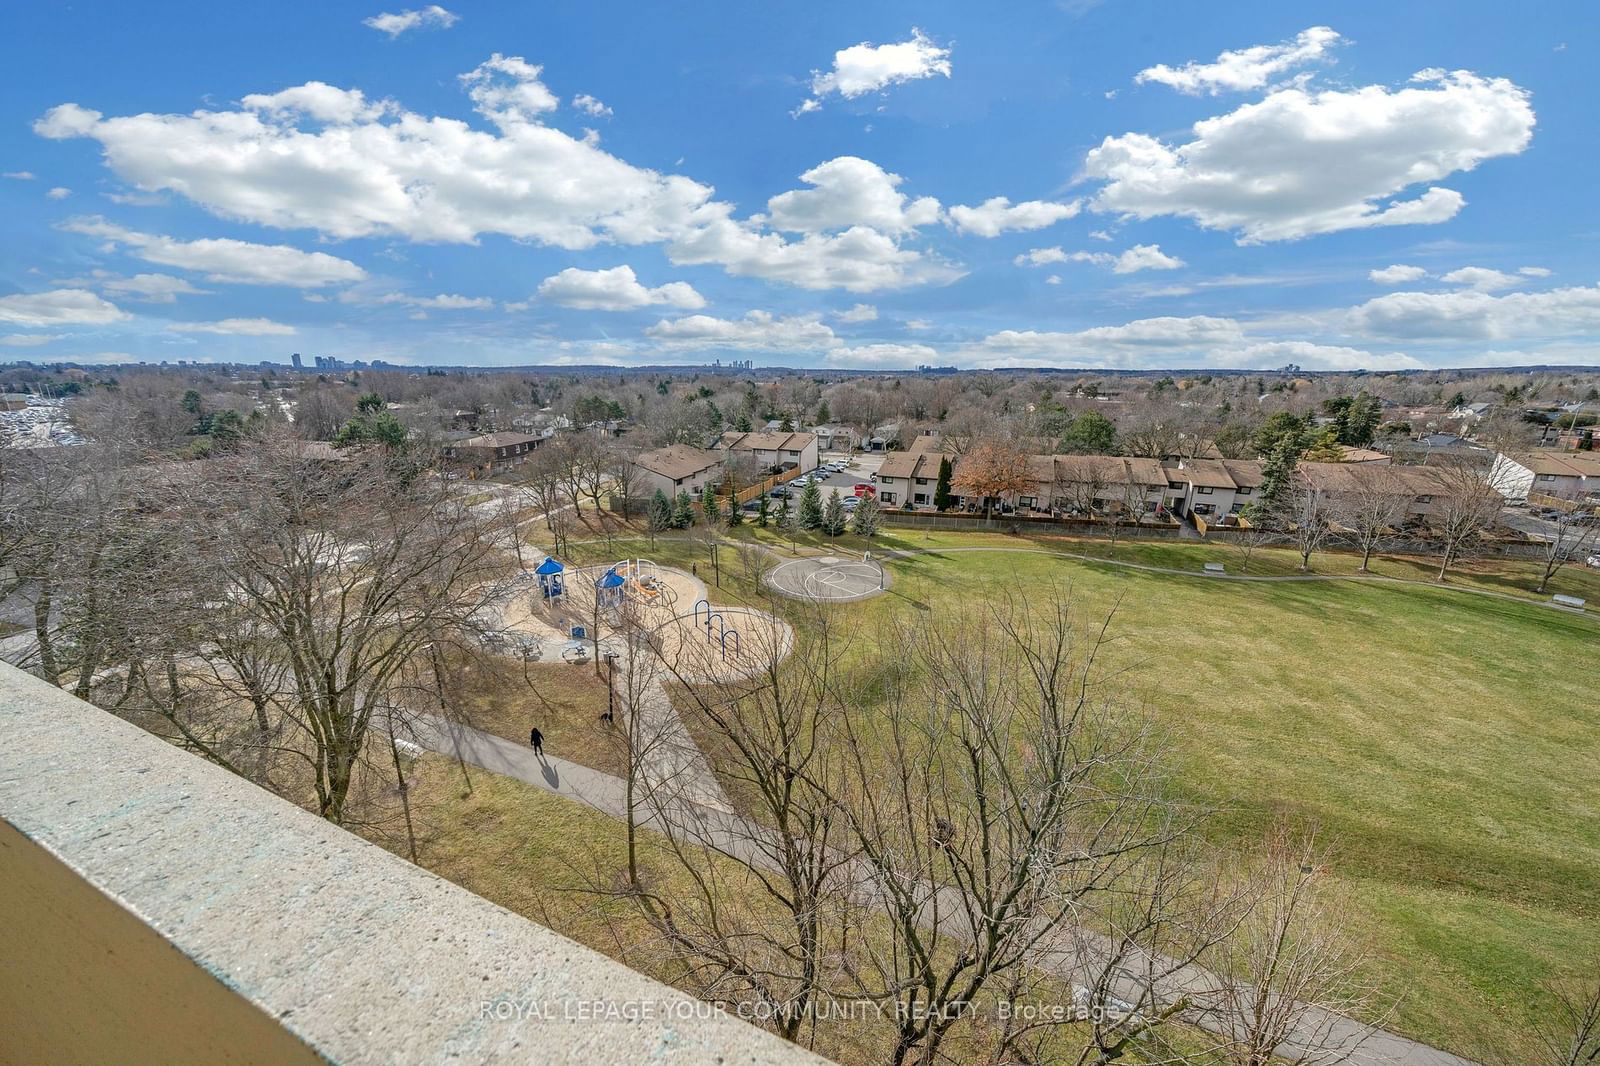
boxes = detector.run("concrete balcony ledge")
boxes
[0,663,825,1065]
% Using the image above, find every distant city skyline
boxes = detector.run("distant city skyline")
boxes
[1,1,1595,371]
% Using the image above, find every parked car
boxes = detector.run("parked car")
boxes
[769,486,793,498]
[842,495,861,509]
[853,483,876,497]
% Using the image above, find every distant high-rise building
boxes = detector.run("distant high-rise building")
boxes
[291,352,303,370]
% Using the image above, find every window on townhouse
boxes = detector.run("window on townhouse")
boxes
[880,492,897,504]
[1537,474,1556,482]
[914,493,928,504]
[1237,487,1252,495]
[1018,496,1036,509]
[1415,494,1433,503]
[1168,481,1184,489]
[915,477,929,485]
[1197,486,1214,494]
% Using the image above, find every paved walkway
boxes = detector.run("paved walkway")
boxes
[412,711,1477,1066]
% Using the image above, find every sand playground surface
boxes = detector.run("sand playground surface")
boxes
[497,559,793,684]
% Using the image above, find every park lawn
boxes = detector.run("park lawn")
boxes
[817,546,1600,1059]
[451,656,625,777]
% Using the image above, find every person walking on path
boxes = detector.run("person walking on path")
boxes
[529,727,544,756]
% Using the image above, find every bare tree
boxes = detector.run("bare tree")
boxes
[192,437,517,824]
[1331,472,1409,572]
[1426,459,1503,582]
[835,589,1186,1066]
[1282,474,1334,572]
[1524,964,1600,1066]
[1203,823,1384,1066]
[1534,510,1600,595]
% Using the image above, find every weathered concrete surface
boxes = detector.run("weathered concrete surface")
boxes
[0,663,828,1066]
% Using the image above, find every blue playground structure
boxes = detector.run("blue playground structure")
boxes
[534,556,566,602]
[595,568,627,609]
[692,598,741,661]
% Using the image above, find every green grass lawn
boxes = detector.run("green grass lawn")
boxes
[545,525,1600,1059]
[832,546,1600,1059]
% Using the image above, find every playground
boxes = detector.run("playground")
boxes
[503,555,793,684]
[765,554,891,602]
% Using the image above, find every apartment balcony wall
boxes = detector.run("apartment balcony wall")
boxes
[0,662,824,1066]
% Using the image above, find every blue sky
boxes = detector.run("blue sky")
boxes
[1,0,1595,370]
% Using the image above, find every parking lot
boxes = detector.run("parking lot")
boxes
[752,452,884,509]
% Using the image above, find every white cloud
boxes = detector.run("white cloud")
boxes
[947,197,1079,237]
[35,65,702,249]
[825,343,938,367]
[60,217,366,287]
[46,186,71,200]
[2,171,35,180]
[1519,266,1552,277]
[572,94,612,117]
[1369,264,1429,285]
[1439,266,1521,292]
[968,315,1418,370]
[37,66,964,294]
[1015,243,1183,274]
[361,291,495,310]
[241,83,391,124]
[1085,70,1534,242]
[835,303,878,323]
[0,333,65,347]
[1045,274,1061,285]
[764,157,940,234]
[668,217,962,292]
[645,310,838,351]
[1135,26,1342,95]
[799,28,951,113]
[169,317,297,335]
[102,273,208,303]
[1350,284,1600,341]
[537,265,705,311]
[1108,243,1184,274]
[903,318,933,331]
[363,5,457,37]
[460,54,560,125]
[0,288,129,327]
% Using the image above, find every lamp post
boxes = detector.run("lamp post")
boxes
[603,650,620,723]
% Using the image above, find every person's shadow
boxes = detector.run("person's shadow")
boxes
[538,755,559,789]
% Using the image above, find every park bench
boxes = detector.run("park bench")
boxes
[1203,563,1226,575]
[1552,594,1586,610]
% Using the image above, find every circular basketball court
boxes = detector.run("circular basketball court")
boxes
[765,555,891,602]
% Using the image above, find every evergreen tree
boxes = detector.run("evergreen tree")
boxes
[798,481,824,530]
[756,493,770,528]
[1252,440,1300,515]
[822,489,846,536]
[726,494,744,527]
[700,483,721,525]
[1344,394,1381,446]
[1302,427,1345,461]
[816,400,830,424]
[1057,411,1117,454]
[851,493,880,537]
[735,412,753,432]
[672,490,695,529]
[648,489,673,534]
[933,456,954,511]
[775,495,792,531]
[1251,412,1307,458]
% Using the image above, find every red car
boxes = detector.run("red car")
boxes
[853,483,876,497]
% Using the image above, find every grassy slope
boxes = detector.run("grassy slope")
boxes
[546,524,1600,1056]
[845,546,1600,1057]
